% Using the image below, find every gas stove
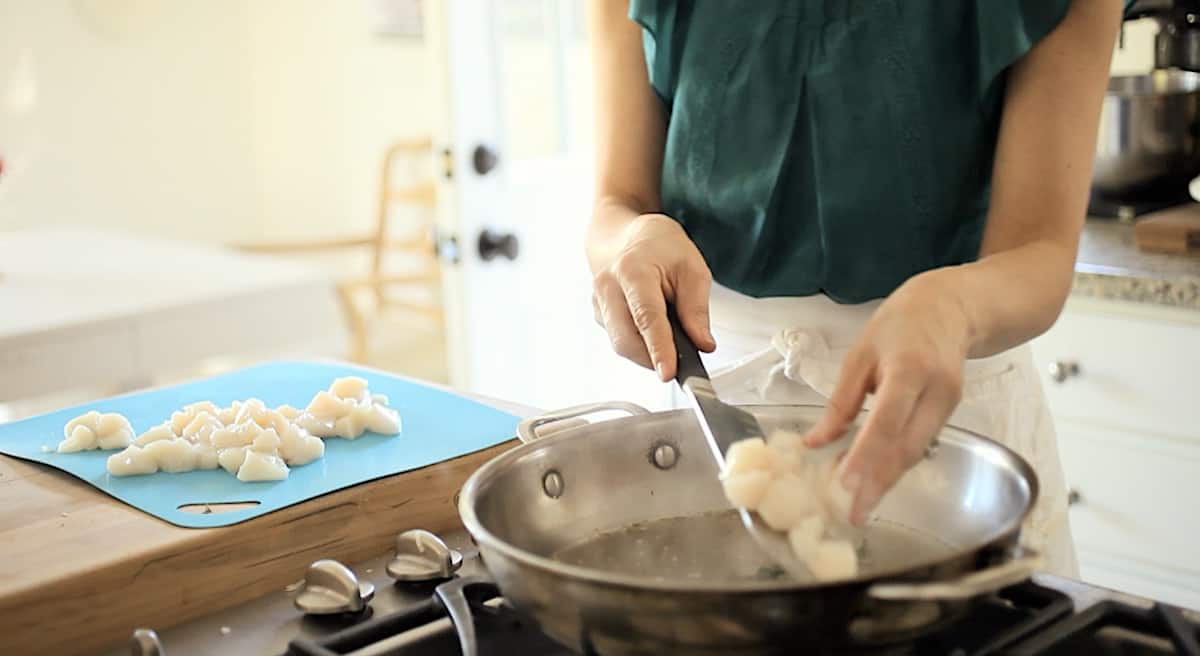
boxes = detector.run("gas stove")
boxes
[105,529,1200,656]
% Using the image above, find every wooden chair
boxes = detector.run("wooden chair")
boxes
[234,138,442,363]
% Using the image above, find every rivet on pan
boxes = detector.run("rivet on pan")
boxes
[542,470,564,499]
[651,443,678,470]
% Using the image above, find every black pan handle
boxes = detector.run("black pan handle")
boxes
[667,305,709,386]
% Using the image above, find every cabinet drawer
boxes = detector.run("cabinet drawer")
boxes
[1057,420,1200,583]
[1031,308,1200,440]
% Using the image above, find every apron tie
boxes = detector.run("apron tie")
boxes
[767,327,838,400]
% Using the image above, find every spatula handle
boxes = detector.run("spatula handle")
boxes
[667,305,710,386]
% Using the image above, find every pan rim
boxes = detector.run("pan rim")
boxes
[458,403,1039,594]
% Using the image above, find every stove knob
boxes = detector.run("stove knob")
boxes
[293,559,375,615]
[130,628,163,656]
[387,528,464,582]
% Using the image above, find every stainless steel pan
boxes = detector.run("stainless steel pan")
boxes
[458,402,1042,654]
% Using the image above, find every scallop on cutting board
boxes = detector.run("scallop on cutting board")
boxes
[0,360,527,656]
[0,360,520,527]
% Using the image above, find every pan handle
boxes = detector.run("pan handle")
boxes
[516,402,651,444]
[866,548,1044,602]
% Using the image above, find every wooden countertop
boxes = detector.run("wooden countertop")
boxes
[0,388,538,655]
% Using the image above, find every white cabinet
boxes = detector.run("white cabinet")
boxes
[1031,298,1200,610]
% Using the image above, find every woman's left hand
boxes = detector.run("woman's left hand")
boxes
[803,270,972,525]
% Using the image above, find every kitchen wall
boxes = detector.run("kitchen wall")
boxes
[0,0,435,244]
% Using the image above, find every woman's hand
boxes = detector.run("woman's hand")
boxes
[591,213,716,380]
[803,271,971,525]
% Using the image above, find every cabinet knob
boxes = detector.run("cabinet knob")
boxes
[1048,360,1080,383]
[1067,488,1082,506]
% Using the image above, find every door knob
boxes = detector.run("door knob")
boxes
[477,229,518,262]
[1048,360,1080,383]
[472,145,499,176]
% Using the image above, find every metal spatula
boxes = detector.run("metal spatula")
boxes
[667,307,813,580]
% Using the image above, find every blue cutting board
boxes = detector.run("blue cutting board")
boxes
[0,360,520,528]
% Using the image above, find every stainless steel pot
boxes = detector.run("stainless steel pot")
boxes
[1093,69,1200,199]
[458,402,1043,655]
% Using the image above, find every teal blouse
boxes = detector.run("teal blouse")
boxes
[630,1,1115,302]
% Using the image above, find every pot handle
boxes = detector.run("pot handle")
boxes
[866,548,1044,602]
[516,402,651,444]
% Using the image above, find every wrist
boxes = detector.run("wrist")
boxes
[901,267,979,358]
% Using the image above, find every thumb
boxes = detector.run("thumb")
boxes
[672,265,715,353]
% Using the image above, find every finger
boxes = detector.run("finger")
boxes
[803,349,874,448]
[839,375,924,525]
[847,382,959,525]
[672,265,716,353]
[595,277,653,369]
[618,275,674,381]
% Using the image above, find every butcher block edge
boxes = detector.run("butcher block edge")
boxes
[0,440,516,655]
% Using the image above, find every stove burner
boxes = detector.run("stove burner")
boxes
[1008,599,1200,655]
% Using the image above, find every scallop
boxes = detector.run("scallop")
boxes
[766,429,806,453]
[809,539,858,581]
[333,414,365,439]
[306,390,351,419]
[756,473,820,532]
[234,398,269,426]
[57,425,97,453]
[169,409,196,435]
[217,402,241,425]
[181,412,220,439]
[277,424,324,466]
[134,424,176,447]
[254,409,292,436]
[143,438,199,473]
[193,444,220,470]
[722,470,772,509]
[251,428,281,454]
[64,411,101,438]
[107,446,159,476]
[329,376,369,400]
[61,376,405,484]
[218,446,249,474]
[211,423,258,449]
[787,515,826,561]
[361,404,401,435]
[275,404,302,421]
[96,418,134,449]
[236,450,289,481]
[723,438,772,476]
[295,412,337,438]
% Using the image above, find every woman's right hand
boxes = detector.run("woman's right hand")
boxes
[591,213,716,381]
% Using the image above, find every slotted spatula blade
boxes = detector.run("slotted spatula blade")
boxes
[666,307,812,580]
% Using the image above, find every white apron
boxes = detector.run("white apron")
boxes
[690,283,1079,577]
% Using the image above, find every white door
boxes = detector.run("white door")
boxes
[430,0,670,412]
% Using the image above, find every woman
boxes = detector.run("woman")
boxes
[586,0,1124,576]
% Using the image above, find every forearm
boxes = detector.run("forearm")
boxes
[924,0,1120,359]
[586,0,666,275]
[917,237,1077,359]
